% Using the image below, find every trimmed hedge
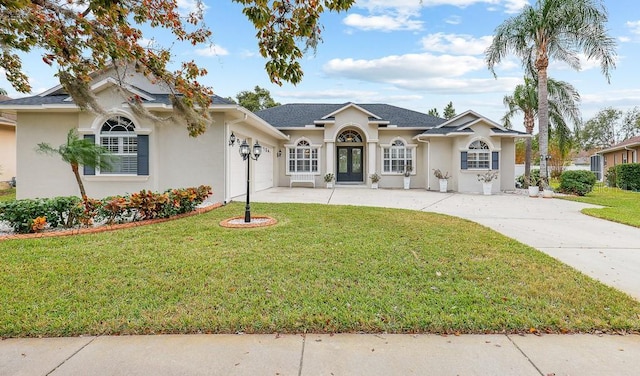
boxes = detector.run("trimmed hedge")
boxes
[0,185,212,234]
[558,170,597,196]
[615,163,640,191]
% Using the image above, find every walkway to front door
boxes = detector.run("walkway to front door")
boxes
[336,146,363,182]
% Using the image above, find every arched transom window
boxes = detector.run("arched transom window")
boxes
[100,116,138,174]
[466,140,490,169]
[337,130,362,143]
[288,139,318,173]
[383,139,414,173]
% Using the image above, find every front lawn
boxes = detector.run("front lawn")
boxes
[558,184,640,228]
[0,187,15,202]
[1,202,639,337]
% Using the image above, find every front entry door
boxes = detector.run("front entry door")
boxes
[337,146,363,182]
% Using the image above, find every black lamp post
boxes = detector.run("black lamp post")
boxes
[238,139,262,222]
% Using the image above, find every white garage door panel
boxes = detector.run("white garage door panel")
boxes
[255,146,274,191]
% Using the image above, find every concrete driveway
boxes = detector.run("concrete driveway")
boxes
[249,187,640,300]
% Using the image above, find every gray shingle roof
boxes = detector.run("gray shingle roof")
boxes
[254,103,445,128]
[0,93,233,107]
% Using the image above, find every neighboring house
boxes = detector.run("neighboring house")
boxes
[0,95,17,183]
[592,136,640,180]
[256,104,526,193]
[0,69,527,202]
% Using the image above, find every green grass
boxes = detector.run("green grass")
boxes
[0,187,15,202]
[558,184,640,228]
[1,202,639,337]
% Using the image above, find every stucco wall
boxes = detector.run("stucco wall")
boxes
[602,147,639,171]
[0,124,16,181]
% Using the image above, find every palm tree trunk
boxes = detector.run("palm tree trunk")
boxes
[537,59,550,186]
[71,163,87,200]
[524,112,535,188]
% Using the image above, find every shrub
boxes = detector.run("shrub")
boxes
[615,163,640,191]
[516,169,541,188]
[605,166,617,187]
[0,186,213,234]
[558,170,597,196]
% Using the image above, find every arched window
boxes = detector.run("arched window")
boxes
[383,139,414,173]
[287,139,318,173]
[337,130,362,143]
[99,116,138,174]
[460,140,497,170]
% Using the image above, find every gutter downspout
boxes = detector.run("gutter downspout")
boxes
[624,146,637,163]
[224,114,248,204]
[416,137,430,190]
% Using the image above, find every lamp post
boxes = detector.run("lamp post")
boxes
[238,139,262,222]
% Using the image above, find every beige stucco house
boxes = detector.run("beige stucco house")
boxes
[0,70,526,202]
[591,136,640,181]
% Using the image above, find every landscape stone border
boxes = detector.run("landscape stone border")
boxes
[219,215,278,229]
[0,203,223,241]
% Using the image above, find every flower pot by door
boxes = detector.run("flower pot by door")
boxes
[528,186,539,197]
[543,188,554,198]
[482,182,492,195]
[439,179,448,193]
[371,182,378,189]
[326,182,334,189]
[403,176,410,190]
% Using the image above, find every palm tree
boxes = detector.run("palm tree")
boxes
[486,0,616,185]
[36,129,113,200]
[503,76,581,186]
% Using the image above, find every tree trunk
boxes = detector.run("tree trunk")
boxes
[71,163,87,200]
[536,45,550,187]
[524,112,535,188]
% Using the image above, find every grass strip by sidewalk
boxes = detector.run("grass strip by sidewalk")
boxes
[0,187,15,203]
[1,202,639,337]
[558,185,640,228]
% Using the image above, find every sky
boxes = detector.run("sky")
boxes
[2,0,640,132]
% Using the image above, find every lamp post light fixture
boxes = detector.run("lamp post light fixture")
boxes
[228,132,236,146]
[238,139,262,222]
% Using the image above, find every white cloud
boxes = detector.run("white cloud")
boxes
[353,0,527,13]
[195,45,229,57]
[421,33,493,55]
[276,89,423,105]
[445,15,462,25]
[626,20,640,35]
[322,53,521,93]
[343,13,423,32]
[176,0,205,15]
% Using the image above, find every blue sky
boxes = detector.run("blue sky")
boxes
[2,0,639,132]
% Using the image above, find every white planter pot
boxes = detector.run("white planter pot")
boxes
[326,182,333,189]
[371,182,379,189]
[439,179,448,193]
[403,176,411,190]
[482,182,492,195]
[543,188,554,198]
[528,186,540,197]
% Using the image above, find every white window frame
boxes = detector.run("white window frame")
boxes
[467,140,491,170]
[98,116,138,175]
[381,138,416,175]
[285,138,321,174]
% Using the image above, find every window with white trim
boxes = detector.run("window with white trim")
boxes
[467,140,490,169]
[288,140,318,173]
[99,116,138,174]
[383,140,413,173]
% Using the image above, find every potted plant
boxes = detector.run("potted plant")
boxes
[402,165,412,190]
[433,169,450,193]
[324,173,334,189]
[369,172,380,189]
[527,176,541,197]
[477,170,499,195]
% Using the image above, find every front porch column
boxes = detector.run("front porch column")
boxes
[326,141,335,174]
[368,141,376,186]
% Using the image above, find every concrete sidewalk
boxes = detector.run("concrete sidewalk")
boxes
[3,333,640,375]
[251,187,640,301]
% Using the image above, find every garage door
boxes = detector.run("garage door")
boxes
[229,146,247,198]
[255,145,274,191]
